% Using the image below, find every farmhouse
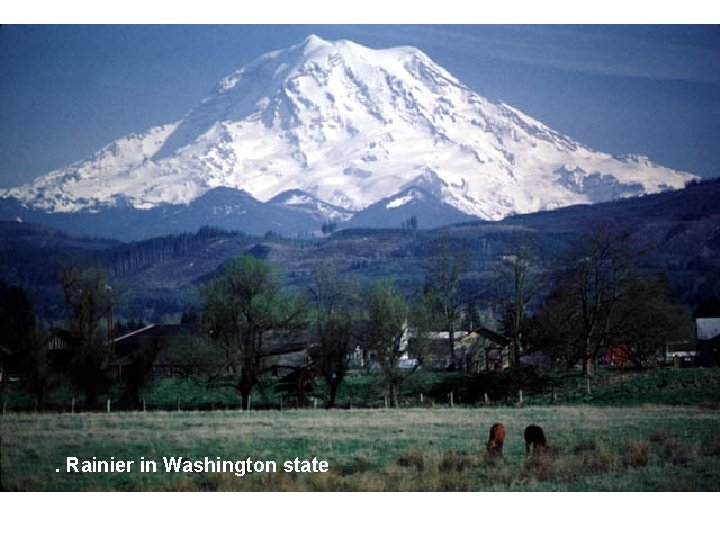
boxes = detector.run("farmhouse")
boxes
[453,327,510,372]
[696,318,720,365]
[347,324,414,370]
[665,340,698,367]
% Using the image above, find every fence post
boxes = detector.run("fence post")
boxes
[420,393,424,404]
[384,395,388,409]
[143,399,146,413]
[449,392,454,408]
[107,399,111,413]
[519,390,523,405]
[71,397,75,414]
[248,395,252,411]
[586,378,592,395]
[484,392,489,404]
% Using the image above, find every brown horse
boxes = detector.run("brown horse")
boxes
[524,424,547,455]
[486,423,506,458]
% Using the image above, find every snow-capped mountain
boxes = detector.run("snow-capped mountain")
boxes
[1,34,696,236]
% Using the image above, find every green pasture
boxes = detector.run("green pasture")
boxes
[2,405,719,491]
[3,366,720,413]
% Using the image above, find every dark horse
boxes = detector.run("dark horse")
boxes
[524,424,547,455]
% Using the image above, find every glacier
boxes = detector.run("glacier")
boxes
[1,34,696,229]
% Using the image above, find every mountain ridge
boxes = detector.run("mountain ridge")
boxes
[1,35,697,238]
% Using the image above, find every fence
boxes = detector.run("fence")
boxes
[2,367,719,413]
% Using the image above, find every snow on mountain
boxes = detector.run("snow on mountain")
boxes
[348,184,473,230]
[267,189,354,223]
[1,34,696,225]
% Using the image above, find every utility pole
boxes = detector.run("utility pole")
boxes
[106,284,114,361]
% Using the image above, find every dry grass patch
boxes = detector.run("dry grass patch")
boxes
[339,453,372,475]
[622,439,651,467]
[647,428,697,466]
[397,446,426,471]
[649,429,672,444]
[438,449,479,473]
[659,439,696,466]
[702,434,720,457]
[522,438,621,483]
[521,453,566,482]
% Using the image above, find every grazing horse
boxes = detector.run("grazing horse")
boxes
[524,424,547,455]
[486,423,506,458]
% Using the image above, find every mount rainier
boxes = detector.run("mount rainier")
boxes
[0,35,696,239]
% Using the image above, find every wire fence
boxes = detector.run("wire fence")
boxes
[2,367,719,414]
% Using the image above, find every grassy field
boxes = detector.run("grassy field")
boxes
[2,405,720,491]
[5,366,720,413]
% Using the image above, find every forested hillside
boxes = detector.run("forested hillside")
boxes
[1,179,718,321]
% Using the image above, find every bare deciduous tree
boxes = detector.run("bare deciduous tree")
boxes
[494,233,544,367]
[425,239,469,368]
[539,226,643,375]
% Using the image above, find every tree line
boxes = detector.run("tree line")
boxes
[107,226,241,277]
[1,224,698,410]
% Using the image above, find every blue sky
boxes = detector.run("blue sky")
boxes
[0,24,719,188]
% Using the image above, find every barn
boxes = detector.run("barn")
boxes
[107,324,312,381]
